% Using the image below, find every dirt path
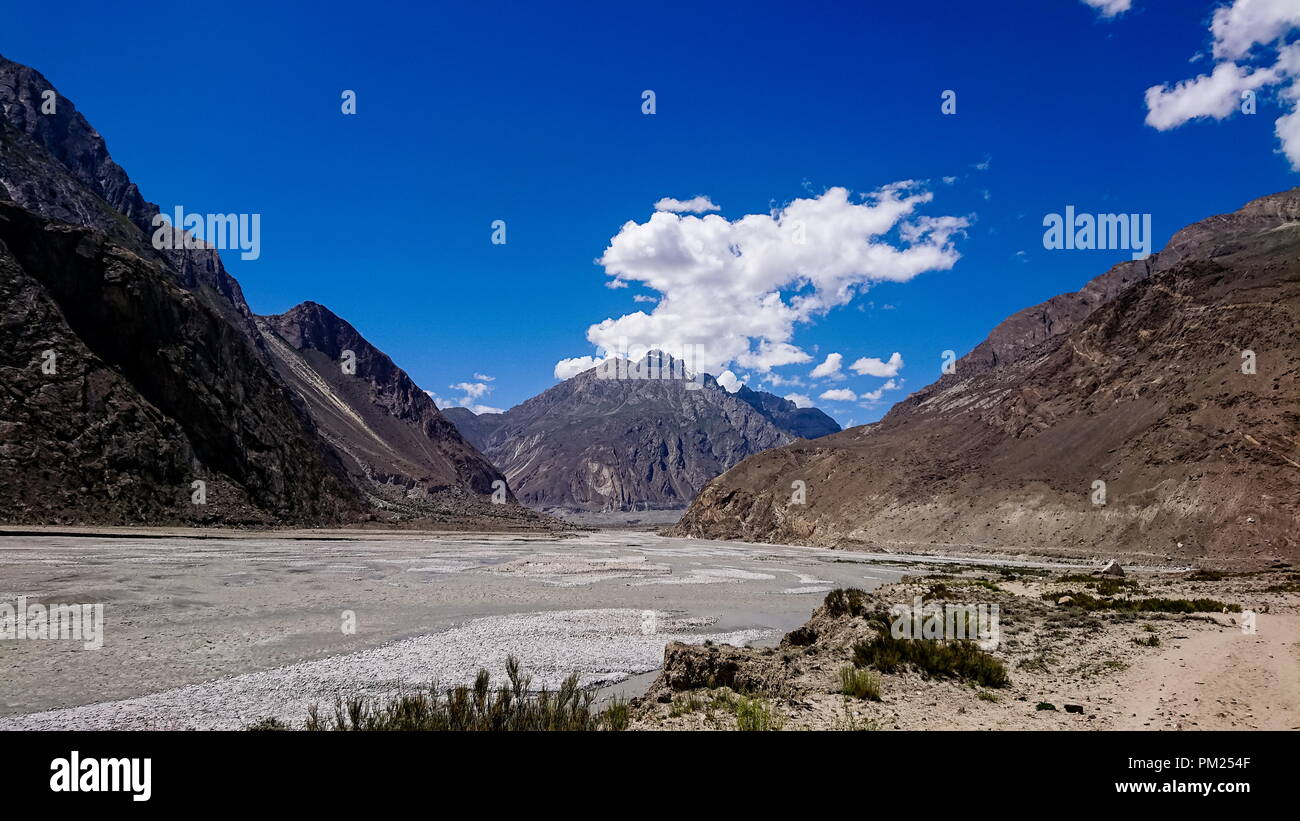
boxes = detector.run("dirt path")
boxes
[1106,613,1300,730]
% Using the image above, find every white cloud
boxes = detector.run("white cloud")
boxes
[435,379,502,411]
[762,372,804,387]
[716,369,743,393]
[1080,0,1131,19]
[859,378,901,403]
[633,294,658,303]
[1144,61,1278,130]
[1210,0,1300,61]
[450,381,490,400]
[819,388,857,402]
[784,393,814,408]
[558,183,967,378]
[849,351,904,378]
[654,195,720,214]
[424,389,452,409]
[809,352,845,380]
[554,355,606,380]
[737,340,812,372]
[1144,1,1300,169]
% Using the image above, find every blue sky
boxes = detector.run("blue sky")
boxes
[4,0,1295,426]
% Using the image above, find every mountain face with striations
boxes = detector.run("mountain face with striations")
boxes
[445,352,840,512]
[0,54,539,528]
[255,302,526,523]
[671,191,1300,569]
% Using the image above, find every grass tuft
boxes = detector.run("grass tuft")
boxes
[838,665,882,700]
[253,656,627,731]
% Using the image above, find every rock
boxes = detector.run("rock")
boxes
[1057,596,1074,605]
[643,641,789,702]
[1064,704,1084,714]
[1098,560,1126,577]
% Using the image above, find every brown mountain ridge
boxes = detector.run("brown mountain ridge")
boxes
[671,191,1300,569]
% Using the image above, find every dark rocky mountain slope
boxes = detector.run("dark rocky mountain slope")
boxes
[0,54,540,528]
[672,191,1300,569]
[0,202,362,524]
[256,303,534,524]
[447,353,840,512]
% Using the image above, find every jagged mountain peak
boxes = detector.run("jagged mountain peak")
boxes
[446,358,839,512]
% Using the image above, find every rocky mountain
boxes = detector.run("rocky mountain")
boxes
[255,303,529,523]
[441,406,506,453]
[446,353,840,512]
[731,384,841,440]
[672,191,1300,569]
[0,54,540,528]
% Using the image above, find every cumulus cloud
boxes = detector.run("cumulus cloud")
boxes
[860,378,901,403]
[450,381,490,400]
[784,393,814,408]
[558,183,967,378]
[1144,61,1278,130]
[423,390,451,408]
[1211,0,1300,61]
[554,355,607,380]
[819,388,857,402]
[762,372,805,388]
[810,352,845,380]
[431,378,503,414]
[1144,0,1300,169]
[1080,0,1131,18]
[654,195,720,214]
[716,369,743,393]
[849,352,904,378]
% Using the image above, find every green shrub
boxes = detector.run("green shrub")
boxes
[264,656,627,731]
[1184,569,1231,581]
[838,665,882,700]
[1055,574,1142,595]
[1045,591,1239,613]
[851,620,1009,688]
[733,695,784,731]
[824,588,869,618]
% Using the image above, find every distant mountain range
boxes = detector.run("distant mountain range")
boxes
[672,191,1300,568]
[0,54,542,529]
[445,353,839,512]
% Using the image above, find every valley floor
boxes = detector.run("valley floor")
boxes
[0,529,1293,731]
